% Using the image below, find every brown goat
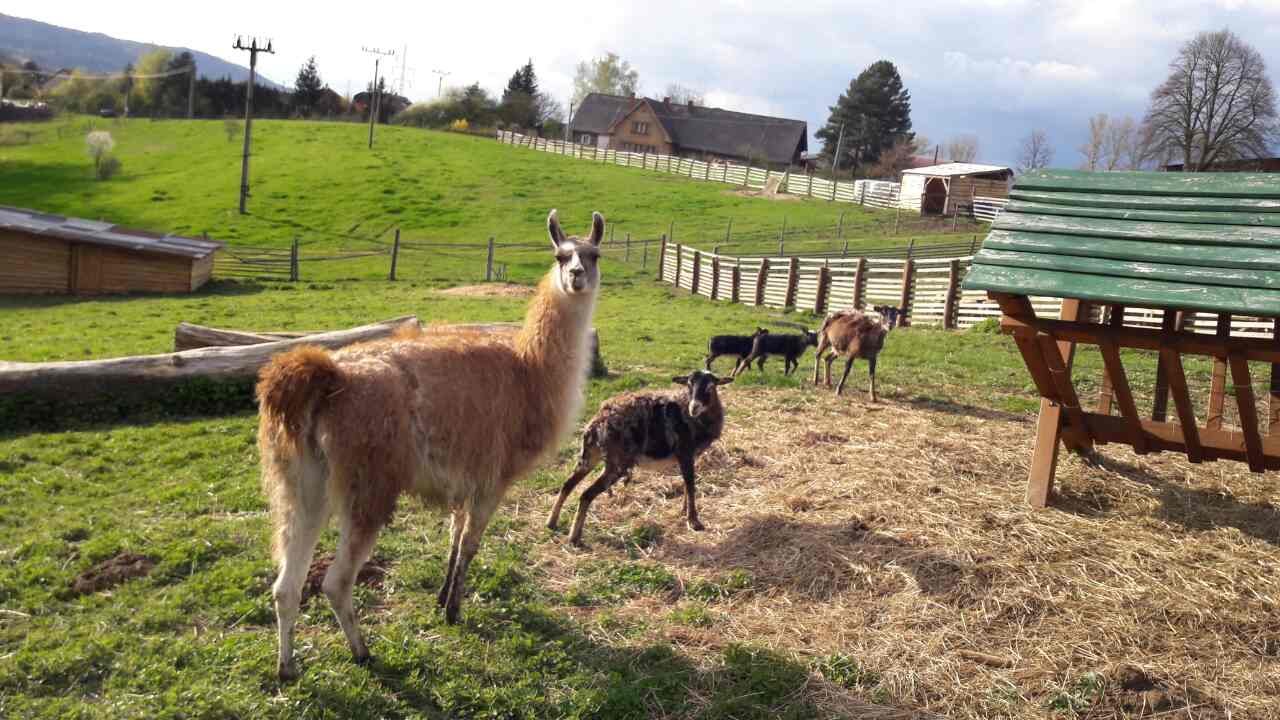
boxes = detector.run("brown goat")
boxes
[256,209,604,681]
[812,310,889,401]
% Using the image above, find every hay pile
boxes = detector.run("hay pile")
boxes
[521,387,1280,718]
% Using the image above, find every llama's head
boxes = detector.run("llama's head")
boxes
[673,370,732,419]
[547,209,604,296]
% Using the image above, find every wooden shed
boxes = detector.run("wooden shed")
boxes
[899,163,1013,216]
[963,169,1280,507]
[0,206,221,295]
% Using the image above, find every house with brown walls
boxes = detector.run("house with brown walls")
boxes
[570,93,808,168]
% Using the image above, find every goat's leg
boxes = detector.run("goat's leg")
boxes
[323,512,381,665]
[812,338,830,385]
[437,509,464,608]
[567,465,624,547]
[824,354,837,387]
[868,354,879,403]
[678,453,704,531]
[704,353,716,371]
[270,476,328,682]
[443,495,501,625]
[548,444,598,530]
[836,356,855,396]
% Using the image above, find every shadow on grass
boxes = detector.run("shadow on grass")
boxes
[898,393,1031,424]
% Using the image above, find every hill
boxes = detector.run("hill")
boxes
[0,13,283,87]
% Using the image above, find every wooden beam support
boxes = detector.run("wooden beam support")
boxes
[1085,413,1280,469]
[1151,309,1177,422]
[1024,298,1087,509]
[1229,354,1267,472]
[997,315,1280,365]
[1270,317,1280,434]
[1036,331,1092,452]
[1098,337,1148,455]
[1160,346,1203,463]
[1097,304,1124,416]
[1206,313,1231,430]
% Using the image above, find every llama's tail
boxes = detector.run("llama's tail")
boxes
[257,346,342,563]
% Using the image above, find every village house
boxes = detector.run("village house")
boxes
[570,93,808,168]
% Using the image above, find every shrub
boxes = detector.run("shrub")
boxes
[223,117,241,142]
[96,155,122,180]
[449,118,469,132]
[86,130,117,179]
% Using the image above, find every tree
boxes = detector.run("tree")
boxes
[1016,129,1054,173]
[292,56,324,117]
[1104,116,1136,170]
[866,135,929,179]
[504,59,538,98]
[159,51,194,115]
[500,60,543,128]
[571,52,639,107]
[131,49,172,115]
[663,83,702,106]
[945,134,979,163]
[1145,29,1279,171]
[816,60,913,175]
[1079,113,1107,170]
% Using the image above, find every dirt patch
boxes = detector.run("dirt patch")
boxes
[70,553,154,595]
[725,188,802,202]
[796,430,848,446]
[435,283,532,298]
[1104,665,1227,719]
[301,555,390,605]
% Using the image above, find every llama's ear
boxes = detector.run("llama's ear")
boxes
[588,211,605,246]
[547,209,567,249]
[672,375,689,384]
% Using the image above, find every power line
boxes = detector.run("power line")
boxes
[232,35,274,215]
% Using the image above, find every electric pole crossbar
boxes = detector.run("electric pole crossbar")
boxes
[232,35,274,215]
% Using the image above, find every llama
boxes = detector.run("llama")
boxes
[812,310,889,401]
[257,209,604,681]
[546,370,731,546]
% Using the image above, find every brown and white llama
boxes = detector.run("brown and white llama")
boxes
[812,310,889,401]
[256,209,604,681]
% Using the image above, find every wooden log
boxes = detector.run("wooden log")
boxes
[0,316,422,403]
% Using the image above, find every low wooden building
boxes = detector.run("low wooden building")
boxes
[0,206,221,295]
[899,163,1013,216]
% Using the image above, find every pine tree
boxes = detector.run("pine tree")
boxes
[293,56,324,117]
[817,60,913,175]
[501,59,541,128]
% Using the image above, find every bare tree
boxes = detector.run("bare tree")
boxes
[663,83,703,106]
[1103,116,1137,170]
[1016,129,1054,173]
[1145,29,1279,171]
[1079,114,1107,170]
[945,134,980,163]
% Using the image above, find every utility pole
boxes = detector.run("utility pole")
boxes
[432,68,450,98]
[233,35,274,215]
[830,122,845,175]
[565,100,574,142]
[187,63,195,119]
[363,47,395,150]
[397,44,408,96]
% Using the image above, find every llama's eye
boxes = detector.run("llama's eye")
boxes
[556,253,571,264]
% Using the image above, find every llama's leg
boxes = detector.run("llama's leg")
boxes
[443,495,501,625]
[567,465,625,547]
[437,509,464,608]
[836,356,856,396]
[678,452,704,531]
[323,512,381,664]
[270,472,329,682]
[548,444,598,530]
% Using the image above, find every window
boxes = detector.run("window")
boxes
[578,133,593,145]
[632,120,649,134]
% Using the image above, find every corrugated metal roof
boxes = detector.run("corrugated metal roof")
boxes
[902,162,1012,177]
[0,205,221,259]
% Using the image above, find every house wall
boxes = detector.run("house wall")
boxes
[73,244,194,294]
[190,254,215,291]
[0,230,70,293]
[899,174,926,211]
[608,103,672,155]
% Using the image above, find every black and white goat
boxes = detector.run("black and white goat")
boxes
[705,328,768,372]
[547,370,731,546]
[733,328,819,377]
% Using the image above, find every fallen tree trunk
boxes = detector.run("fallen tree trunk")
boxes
[0,316,420,402]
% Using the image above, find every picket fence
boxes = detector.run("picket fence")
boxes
[655,238,1277,338]
[496,130,1008,221]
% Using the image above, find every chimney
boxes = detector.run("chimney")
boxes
[663,96,671,106]
[687,100,694,109]
[628,91,636,99]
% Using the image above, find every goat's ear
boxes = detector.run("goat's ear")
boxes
[547,209,567,250]
[715,377,734,386]
[672,375,689,384]
[588,211,605,246]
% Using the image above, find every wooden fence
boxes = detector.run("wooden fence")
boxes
[656,237,1277,337]
[497,131,1010,220]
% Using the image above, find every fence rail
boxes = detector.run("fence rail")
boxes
[654,237,1277,338]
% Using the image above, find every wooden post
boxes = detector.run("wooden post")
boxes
[609,225,615,246]
[705,161,711,181]
[625,232,631,262]
[778,217,787,256]
[289,237,299,282]
[1271,317,1280,434]
[1152,309,1178,421]
[807,173,814,197]
[485,236,495,281]
[1097,305,1125,415]
[755,258,770,306]
[668,220,675,246]
[784,256,800,309]
[815,265,831,314]
[711,256,720,299]
[898,258,915,327]
[731,264,741,304]
[943,259,960,329]
[725,218,733,246]
[853,258,867,309]
[656,234,667,280]
[642,237,649,270]
[1025,298,1088,508]
[690,250,701,294]
[388,228,400,281]
[674,244,684,288]
[1206,313,1231,430]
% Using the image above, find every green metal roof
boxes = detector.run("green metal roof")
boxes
[963,169,1280,317]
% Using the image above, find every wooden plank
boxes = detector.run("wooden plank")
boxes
[975,247,1280,291]
[1036,329,1092,451]
[1206,313,1231,430]
[898,258,915,327]
[1098,337,1148,454]
[999,313,1280,364]
[1005,200,1280,227]
[1014,168,1280,199]
[1010,189,1280,213]
[964,264,1280,318]
[1228,354,1266,472]
[1160,346,1203,462]
[995,210,1280,248]
[1085,413,1279,469]
[1152,310,1177,422]
[982,229,1280,273]
[1025,299,1087,508]
[1272,317,1280,434]
[1097,305,1123,416]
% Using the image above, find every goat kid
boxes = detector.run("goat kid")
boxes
[705,327,767,373]
[812,310,889,401]
[733,328,818,378]
[547,370,731,547]
[257,209,603,681]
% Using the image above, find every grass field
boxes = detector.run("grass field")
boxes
[1,118,1278,719]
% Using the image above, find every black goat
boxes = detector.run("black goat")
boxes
[872,305,902,329]
[705,327,767,372]
[547,370,731,546]
[733,329,818,377]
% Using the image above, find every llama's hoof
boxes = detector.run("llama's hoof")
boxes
[278,661,300,683]
[687,518,706,532]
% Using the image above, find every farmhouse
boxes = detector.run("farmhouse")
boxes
[0,205,221,294]
[899,162,1013,215]
[570,93,808,168]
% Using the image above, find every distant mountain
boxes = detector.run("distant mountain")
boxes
[0,13,284,88]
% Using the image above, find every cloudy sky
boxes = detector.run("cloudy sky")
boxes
[24,1,1280,166]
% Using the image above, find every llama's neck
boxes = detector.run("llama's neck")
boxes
[515,272,597,421]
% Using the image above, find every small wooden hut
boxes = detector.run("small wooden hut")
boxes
[964,169,1280,507]
[900,163,1012,216]
[0,206,221,295]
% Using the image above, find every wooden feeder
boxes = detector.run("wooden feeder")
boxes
[963,169,1280,507]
